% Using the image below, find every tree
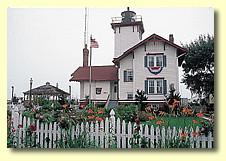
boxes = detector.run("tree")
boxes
[182,34,214,100]
[135,89,148,111]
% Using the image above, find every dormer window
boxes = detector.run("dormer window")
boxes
[144,54,166,67]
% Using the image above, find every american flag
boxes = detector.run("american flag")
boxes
[90,38,99,48]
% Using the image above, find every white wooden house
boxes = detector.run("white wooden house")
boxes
[70,8,187,107]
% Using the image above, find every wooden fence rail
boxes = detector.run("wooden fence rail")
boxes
[11,109,214,148]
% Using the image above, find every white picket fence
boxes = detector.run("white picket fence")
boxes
[11,109,214,148]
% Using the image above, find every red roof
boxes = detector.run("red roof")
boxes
[70,65,118,82]
[113,33,187,66]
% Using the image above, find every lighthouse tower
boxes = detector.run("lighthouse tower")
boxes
[111,7,144,58]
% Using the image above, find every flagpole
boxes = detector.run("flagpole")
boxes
[89,35,92,106]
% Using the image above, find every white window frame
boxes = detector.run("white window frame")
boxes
[148,79,163,94]
[125,69,133,82]
[127,93,133,100]
[152,104,159,111]
[148,79,155,94]
[147,55,163,67]
[157,79,163,94]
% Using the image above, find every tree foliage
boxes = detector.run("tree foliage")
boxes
[182,34,214,98]
[135,89,148,111]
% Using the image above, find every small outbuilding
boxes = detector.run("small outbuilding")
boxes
[23,82,70,105]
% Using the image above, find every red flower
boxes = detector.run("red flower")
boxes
[196,113,205,117]
[146,106,151,110]
[156,121,163,125]
[149,116,154,121]
[98,110,103,114]
[30,125,37,131]
[192,132,198,136]
[17,124,22,128]
[136,119,140,125]
[62,104,67,108]
[180,133,186,137]
[88,110,93,113]
[192,120,198,124]
[88,115,95,119]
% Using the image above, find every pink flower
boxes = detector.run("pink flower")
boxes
[61,117,65,120]
[31,108,35,112]
[12,129,16,132]
[57,124,60,126]
[35,114,38,118]
[40,115,43,119]
[71,116,76,118]
[210,119,213,124]
[201,127,205,131]
[60,110,63,112]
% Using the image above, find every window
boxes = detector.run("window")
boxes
[114,82,118,93]
[146,79,165,94]
[96,88,102,95]
[124,69,133,82]
[152,104,159,111]
[157,80,163,94]
[148,56,154,67]
[148,79,155,94]
[156,55,163,67]
[145,54,166,67]
[127,93,133,100]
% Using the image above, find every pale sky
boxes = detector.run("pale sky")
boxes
[7,7,214,100]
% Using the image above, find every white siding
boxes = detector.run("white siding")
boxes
[114,26,141,58]
[81,81,113,100]
[119,54,133,99]
[119,41,179,101]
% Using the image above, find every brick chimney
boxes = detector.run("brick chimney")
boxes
[83,44,89,67]
[169,34,174,43]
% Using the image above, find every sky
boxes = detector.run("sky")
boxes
[7,7,214,100]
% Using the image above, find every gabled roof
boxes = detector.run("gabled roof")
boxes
[23,82,69,95]
[69,65,118,82]
[113,33,187,66]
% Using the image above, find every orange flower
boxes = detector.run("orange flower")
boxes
[182,106,188,113]
[180,133,186,137]
[187,109,192,115]
[96,117,104,121]
[146,106,151,110]
[169,105,174,109]
[149,116,154,121]
[159,111,165,116]
[174,99,179,104]
[88,110,93,113]
[98,110,103,114]
[196,113,205,117]
[192,120,198,124]
[192,132,198,136]
[156,121,163,125]
[80,105,85,108]
[62,104,67,108]
[88,115,95,119]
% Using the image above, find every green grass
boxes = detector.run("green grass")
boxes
[139,116,208,130]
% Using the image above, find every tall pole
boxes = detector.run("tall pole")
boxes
[11,86,14,101]
[30,78,33,106]
[89,35,92,105]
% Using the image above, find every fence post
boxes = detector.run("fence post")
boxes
[110,109,115,147]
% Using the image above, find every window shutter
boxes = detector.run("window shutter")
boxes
[124,70,127,82]
[145,80,148,94]
[163,80,167,94]
[144,56,147,67]
[163,55,167,67]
